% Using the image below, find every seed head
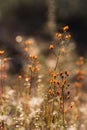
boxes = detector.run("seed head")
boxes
[56,33,62,40]
[24,47,29,52]
[18,75,22,80]
[25,40,32,45]
[63,25,69,32]
[3,58,8,62]
[49,44,54,49]
[64,34,71,40]
[0,50,5,55]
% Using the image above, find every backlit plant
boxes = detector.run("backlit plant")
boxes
[0,26,86,130]
[46,26,74,130]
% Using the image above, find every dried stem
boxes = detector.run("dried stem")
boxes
[62,86,65,129]
[30,69,33,95]
[0,57,3,94]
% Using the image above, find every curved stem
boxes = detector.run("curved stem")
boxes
[54,55,59,71]
[53,50,60,71]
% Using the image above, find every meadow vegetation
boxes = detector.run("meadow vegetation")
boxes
[0,26,87,130]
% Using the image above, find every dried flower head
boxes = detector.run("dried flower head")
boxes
[70,101,75,108]
[49,44,54,49]
[18,75,22,80]
[3,58,8,62]
[24,47,29,52]
[33,55,37,60]
[76,56,84,66]
[0,50,5,55]
[25,40,32,45]
[56,33,62,40]
[64,34,71,40]
[63,25,69,32]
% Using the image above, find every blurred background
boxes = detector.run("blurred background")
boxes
[0,0,87,73]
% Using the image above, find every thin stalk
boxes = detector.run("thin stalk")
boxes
[30,69,33,95]
[62,86,65,129]
[17,78,20,99]
[54,55,59,71]
[19,79,21,97]
[3,61,6,92]
[0,57,3,94]
[52,47,61,71]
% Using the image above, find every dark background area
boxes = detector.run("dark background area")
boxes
[0,0,87,73]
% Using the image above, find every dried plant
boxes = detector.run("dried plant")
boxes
[0,26,86,130]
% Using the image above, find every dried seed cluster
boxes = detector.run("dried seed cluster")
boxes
[48,70,70,103]
[74,57,85,94]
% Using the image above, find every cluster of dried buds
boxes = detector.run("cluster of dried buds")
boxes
[48,70,70,102]
[74,57,85,94]
[24,40,33,52]
[23,40,40,73]
[28,55,40,73]
[17,39,40,95]
[49,26,71,72]
[48,26,72,115]
[56,25,71,41]
[49,25,71,50]
[47,70,73,127]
